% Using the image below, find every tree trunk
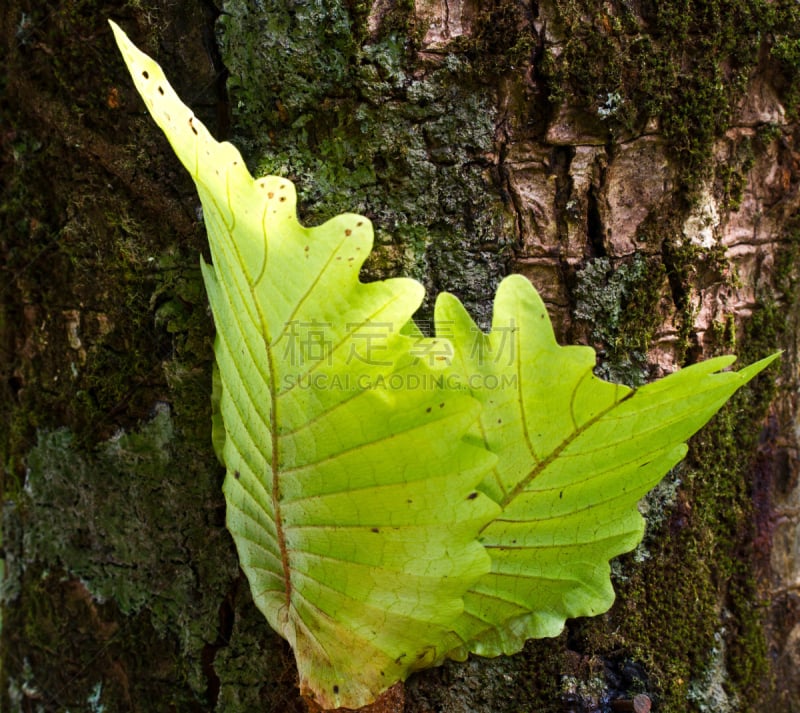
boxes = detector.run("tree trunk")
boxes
[2,1,799,711]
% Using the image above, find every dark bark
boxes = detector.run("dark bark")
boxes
[2,1,800,711]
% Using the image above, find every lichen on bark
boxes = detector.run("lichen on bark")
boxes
[218,0,512,327]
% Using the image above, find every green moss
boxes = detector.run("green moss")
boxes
[771,35,800,116]
[0,112,197,447]
[581,276,786,711]
[771,221,800,303]
[542,0,800,187]
[565,222,794,713]
[681,355,778,709]
[715,137,755,212]
[573,254,666,386]
[449,0,535,76]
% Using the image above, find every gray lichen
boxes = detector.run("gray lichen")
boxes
[218,0,512,326]
[8,405,237,705]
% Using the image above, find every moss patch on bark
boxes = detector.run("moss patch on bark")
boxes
[542,0,800,186]
[218,0,513,327]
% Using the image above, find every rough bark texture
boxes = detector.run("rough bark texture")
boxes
[2,1,799,711]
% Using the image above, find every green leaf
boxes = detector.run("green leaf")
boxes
[110,22,778,709]
[434,276,778,659]
[110,22,498,709]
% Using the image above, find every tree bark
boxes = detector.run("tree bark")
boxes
[2,1,799,711]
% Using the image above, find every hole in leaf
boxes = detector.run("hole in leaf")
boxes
[142,70,149,79]
[158,85,164,95]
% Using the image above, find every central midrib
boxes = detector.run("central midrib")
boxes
[257,295,292,611]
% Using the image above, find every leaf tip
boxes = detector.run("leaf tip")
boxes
[737,350,781,381]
